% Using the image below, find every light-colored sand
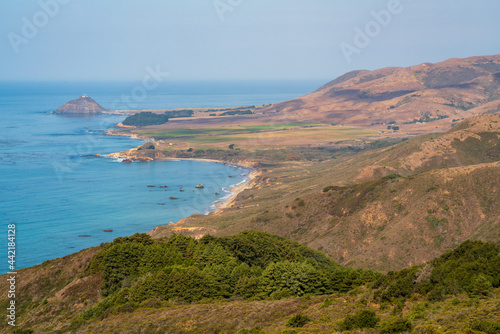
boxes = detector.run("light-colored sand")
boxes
[157,158,260,213]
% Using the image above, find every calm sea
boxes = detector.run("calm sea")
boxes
[0,80,324,273]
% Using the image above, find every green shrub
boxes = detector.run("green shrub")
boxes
[320,297,334,308]
[338,309,380,331]
[285,314,311,328]
[468,319,500,334]
[468,273,493,297]
[323,186,335,192]
[379,317,413,333]
[382,174,401,180]
[122,112,169,127]
[13,329,35,334]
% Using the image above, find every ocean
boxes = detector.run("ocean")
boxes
[0,80,324,273]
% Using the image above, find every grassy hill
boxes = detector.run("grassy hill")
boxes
[2,109,498,332]
[1,233,499,333]
[149,113,500,272]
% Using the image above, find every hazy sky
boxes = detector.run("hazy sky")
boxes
[1,0,499,82]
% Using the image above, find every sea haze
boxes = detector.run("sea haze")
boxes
[0,80,323,273]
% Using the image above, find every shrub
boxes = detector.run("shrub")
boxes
[13,329,35,334]
[468,319,500,334]
[468,274,493,297]
[323,186,335,192]
[320,297,334,308]
[383,174,401,180]
[122,112,169,127]
[285,314,311,328]
[379,317,413,333]
[338,309,380,331]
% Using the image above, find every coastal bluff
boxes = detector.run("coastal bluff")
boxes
[54,95,108,114]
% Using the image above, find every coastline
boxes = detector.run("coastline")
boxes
[152,158,259,217]
[209,167,259,212]
[104,131,260,228]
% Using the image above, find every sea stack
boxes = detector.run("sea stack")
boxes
[54,95,108,115]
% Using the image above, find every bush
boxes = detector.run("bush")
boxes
[285,314,311,328]
[382,174,401,180]
[13,329,35,334]
[379,317,413,333]
[468,274,493,297]
[323,186,336,192]
[122,112,169,127]
[468,319,500,334]
[338,309,380,331]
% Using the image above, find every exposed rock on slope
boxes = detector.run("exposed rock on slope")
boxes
[54,95,108,114]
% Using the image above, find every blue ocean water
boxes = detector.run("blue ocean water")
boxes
[0,80,324,273]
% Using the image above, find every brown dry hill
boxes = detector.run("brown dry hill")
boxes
[260,54,500,134]
[150,113,500,272]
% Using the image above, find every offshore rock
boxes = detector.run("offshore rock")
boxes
[54,95,108,114]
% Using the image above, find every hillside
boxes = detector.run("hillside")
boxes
[260,54,500,134]
[1,233,499,333]
[149,113,500,272]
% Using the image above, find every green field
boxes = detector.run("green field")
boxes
[136,123,322,138]
[134,123,378,147]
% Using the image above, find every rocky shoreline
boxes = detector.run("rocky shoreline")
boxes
[104,130,261,234]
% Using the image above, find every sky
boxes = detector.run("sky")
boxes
[1,0,499,82]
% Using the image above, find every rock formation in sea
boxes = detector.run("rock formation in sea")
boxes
[54,95,108,114]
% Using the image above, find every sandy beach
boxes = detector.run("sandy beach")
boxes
[157,157,260,213]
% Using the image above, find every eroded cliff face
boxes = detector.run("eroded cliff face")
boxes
[54,95,108,114]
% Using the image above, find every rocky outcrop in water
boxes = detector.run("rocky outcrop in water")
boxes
[54,95,108,114]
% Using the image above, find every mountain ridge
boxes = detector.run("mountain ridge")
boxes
[260,54,500,135]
